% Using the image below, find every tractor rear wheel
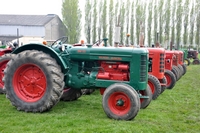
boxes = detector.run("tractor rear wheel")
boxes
[61,88,82,101]
[164,70,176,89]
[159,76,167,94]
[184,58,190,66]
[102,83,140,120]
[192,59,200,65]
[81,89,95,95]
[140,85,152,109]
[172,66,180,81]
[177,64,184,77]
[181,64,187,75]
[0,53,15,94]
[148,74,161,100]
[175,65,182,80]
[3,50,64,112]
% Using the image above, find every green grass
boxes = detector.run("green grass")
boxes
[0,65,200,133]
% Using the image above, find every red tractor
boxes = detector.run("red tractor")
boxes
[147,48,166,99]
[172,50,183,81]
[177,50,187,75]
[164,50,176,89]
[0,42,18,93]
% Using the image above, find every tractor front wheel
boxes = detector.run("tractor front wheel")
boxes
[177,64,184,77]
[148,74,161,100]
[3,50,64,112]
[184,58,190,66]
[165,69,176,89]
[0,53,15,94]
[102,83,140,120]
[172,66,180,81]
[181,64,187,75]
[192,59,200,65]
[140,85,152,109]
[159,76,167,94]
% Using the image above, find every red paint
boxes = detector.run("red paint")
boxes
[13,64,47,102]
[165,50,175,70]
[0,60,9,88]
[97,61,129,81]
[108,91,131,116]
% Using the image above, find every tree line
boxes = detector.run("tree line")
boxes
[62,0,200,50]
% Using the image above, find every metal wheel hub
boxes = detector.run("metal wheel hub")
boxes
[108,92,131,115]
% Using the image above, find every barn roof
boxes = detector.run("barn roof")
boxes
[0,14,57,26]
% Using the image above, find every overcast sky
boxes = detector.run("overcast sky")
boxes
[0,0,63,18]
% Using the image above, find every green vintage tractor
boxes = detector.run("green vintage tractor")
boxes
[3,37,151,120]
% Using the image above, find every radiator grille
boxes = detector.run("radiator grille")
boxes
[159,54,165,72]
[140,55,147,82]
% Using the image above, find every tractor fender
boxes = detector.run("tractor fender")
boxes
[12,43,68,72]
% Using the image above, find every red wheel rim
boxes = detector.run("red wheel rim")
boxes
[165,74,171,87]
[0,60,9,88]
[148,81,155,94]
[13,64,47,102]
[108,91,131,116]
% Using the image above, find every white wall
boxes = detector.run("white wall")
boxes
[0,25,45,37]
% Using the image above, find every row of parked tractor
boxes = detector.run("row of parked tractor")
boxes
[0,37,197,121]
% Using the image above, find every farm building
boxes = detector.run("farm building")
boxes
[0,14,66,46]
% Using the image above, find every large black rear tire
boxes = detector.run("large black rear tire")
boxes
[61,88,82,101]
[3,50,64,112]
[81,89,95,95]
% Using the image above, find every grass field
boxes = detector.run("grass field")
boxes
[0,65,200,133]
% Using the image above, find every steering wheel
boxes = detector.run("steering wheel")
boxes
[51,36,68,47]
[92,39,103,46]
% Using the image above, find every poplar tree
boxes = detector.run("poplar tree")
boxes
[153,0,158,44]
[175,0,183,49]
[158,0,164,45]
[170,0,176,47]
[135,2,144,45]
[130,1,135,45]
[92,0,97,43]
[102,0,107,39]
[163,0,171,48]
[109,0,114,46]
[84,0,92,43]
[189,4,195,48]
[183,0,189,48]
[147,1,153,47]
[119,2,125,44]
[62,0,81,43]
[125,0,131,45]
[195,1,200,51]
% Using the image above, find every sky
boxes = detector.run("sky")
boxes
[0,0,63,19]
